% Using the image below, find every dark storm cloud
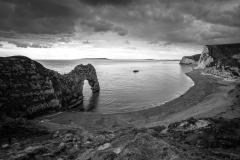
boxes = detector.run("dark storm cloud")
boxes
[172,1,240,30]
[113,26,128,36]
[0,31,65,48]
[0,0,131,42]
[82,40,90,44]
[79,0,134,6]
[126,47,138,50]
[163,42,172,46]
[1,0,240,46]
[123,40,130,44]
[1,39,53,48]
[58,37,72,43]
[0,0,79,34]
[148,41,159,44]
[6,40,30,48]
[30,43,53,48]
[81,19,128,36]
[133,0,240,44]
[147,41,171,47]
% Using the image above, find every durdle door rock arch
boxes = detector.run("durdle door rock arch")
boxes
[65,64,100,94]
[0,56,100,119]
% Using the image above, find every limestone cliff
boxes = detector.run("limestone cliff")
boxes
[0,56,100,118]
[198,44,240,81]
[179,54,201,65]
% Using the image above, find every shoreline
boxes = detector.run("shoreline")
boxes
[38,69,239,131]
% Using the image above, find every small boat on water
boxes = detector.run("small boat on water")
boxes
[133,70,139,73]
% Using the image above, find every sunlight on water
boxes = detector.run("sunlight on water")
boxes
[37,59,193,114]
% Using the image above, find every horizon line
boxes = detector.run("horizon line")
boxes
[34,58,181,61]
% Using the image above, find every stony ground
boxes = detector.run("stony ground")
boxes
[1,117,240,160]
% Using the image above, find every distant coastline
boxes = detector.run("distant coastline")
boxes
[79,58,111,60]
[35,58,112,61]
[35,58,181,61]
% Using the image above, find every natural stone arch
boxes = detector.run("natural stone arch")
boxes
[0,56,100,118]
[66,64,100,94]
[84,64,100,93]
[82,79,92,94]
[63,64,100,108]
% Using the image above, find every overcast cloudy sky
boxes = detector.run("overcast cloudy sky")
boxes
[0,0,240,59]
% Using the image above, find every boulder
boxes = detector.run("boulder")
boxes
[11,146,50,160]
[179,54,201,65]
[198,44,240,80]
[167,117,240,149]
[4,121,240,160]
[0,56,100,119]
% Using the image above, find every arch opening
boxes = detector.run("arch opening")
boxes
[80,79,100,111]
[83,80,92,100]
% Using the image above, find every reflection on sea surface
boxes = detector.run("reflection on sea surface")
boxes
[84,91,100,111]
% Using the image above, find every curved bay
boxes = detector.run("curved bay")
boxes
[38,59,193,114]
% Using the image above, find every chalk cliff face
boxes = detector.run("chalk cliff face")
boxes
[0,56,100,118]
[179,54,201,65]
[198,44,240,81]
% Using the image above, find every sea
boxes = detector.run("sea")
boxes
[37,59,194,114]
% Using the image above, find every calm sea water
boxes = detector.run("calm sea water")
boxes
[37,59,193,114]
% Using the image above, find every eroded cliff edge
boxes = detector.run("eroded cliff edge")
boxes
[0,56,100,119]
[179,54,201,65]
[198,43,240,81]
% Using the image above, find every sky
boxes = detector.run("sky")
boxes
[0,0,240,59]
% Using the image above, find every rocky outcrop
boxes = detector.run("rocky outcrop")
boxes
[2,117,240,160]
[166,117,240,150]
[179,54,201,65]
[198,44,240,81]
[0,56,100,119]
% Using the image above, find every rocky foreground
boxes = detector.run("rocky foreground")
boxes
[0,117,240,160]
